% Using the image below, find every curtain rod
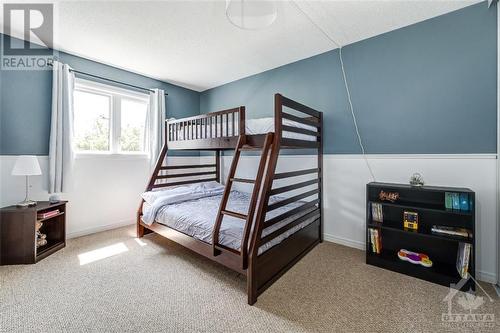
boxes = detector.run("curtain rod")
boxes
[48,63,168,96]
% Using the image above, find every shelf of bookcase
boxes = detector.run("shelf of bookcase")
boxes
[36,240,65,261]
[368,221,473,244]
[369,200,473,216]
[37,211,65,223]
[366,249,473,290]
[366,183,475,291]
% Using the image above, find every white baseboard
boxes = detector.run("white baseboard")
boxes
[477,270,497,284]
[67,219,135,239]
[323,233,365,250]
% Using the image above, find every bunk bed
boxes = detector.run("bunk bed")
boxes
[137,93,323,304]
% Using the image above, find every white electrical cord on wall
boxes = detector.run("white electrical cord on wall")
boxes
[292,1,376,182]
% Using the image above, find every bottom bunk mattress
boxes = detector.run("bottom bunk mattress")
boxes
[142,189,318,255]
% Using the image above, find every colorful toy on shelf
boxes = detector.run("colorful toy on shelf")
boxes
[397,249,433,267]
[403,211,419,230]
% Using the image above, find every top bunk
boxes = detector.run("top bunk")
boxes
[166,94,322,150]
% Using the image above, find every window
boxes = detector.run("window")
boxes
[73,79,149,155]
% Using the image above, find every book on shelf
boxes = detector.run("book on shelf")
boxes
[431,225,472,239]
[370,229,375,253]
[445,192,471,212]
[371,202,383,223]
[452,193,460,210]
[459,193,469,211]
[368,228,382,254]
[445,192,453,210]
[37,209,60,220]
[456,242,472,279]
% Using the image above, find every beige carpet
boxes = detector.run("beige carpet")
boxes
[1,226,498,332]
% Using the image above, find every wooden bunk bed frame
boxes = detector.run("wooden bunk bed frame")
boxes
[137,93,323,304]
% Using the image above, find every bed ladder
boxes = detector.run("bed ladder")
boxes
[212,133,274,269]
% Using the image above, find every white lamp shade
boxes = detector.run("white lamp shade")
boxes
[12,156,42,176]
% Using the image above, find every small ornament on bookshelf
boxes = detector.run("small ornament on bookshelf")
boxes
[49,194,61,204]
[409,172,425,187]
[378,190,399,203]
[35,221,47,248]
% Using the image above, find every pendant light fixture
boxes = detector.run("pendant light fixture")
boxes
[226,0,277,30]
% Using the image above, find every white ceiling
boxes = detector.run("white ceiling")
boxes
[2,0,480,91]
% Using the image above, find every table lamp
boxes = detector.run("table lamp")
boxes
[12,155,42,207]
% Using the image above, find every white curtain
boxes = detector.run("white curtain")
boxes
[49,61,75,193]
[148,88,166,169]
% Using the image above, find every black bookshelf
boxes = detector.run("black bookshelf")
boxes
[366,182,475,291]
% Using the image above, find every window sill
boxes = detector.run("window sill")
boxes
[74,152,150,160]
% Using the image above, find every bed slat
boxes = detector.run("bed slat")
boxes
[155,171,216,179]
[282,125,319,137]
[270,179,318,196]
[281,96,321,118]
[265,199,319,229]
[282,112,320,128]
[274,168,318,179]
[281,138,320,148]
[230,178,255,184]
[152,178,217,188]
[260,209,320,245]
[160,164,216,170]
[266,189,319,212]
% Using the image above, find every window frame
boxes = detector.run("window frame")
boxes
[73,78,150,158]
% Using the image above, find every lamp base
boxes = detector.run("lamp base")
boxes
[16,200,37,207]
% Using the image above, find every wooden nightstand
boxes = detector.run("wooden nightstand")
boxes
[0,201,67,265]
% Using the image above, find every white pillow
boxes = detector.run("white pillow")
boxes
[201,181,225,191]
[142,190,168,205]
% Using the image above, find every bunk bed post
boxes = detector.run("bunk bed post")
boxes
[215,150,221,183]
[137,132,169,238]
[239,106,246,136]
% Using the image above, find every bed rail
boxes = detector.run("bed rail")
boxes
[165,93,321,150]
[166,107,245,150]
[275,94,321,149]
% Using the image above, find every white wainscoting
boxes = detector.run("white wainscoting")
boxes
[0,155,199,239]
[1,154,497,283]
[215,154,498,283]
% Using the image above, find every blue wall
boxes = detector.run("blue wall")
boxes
[0,34,200,155]
[200,3,497,154]
[1,3,497,156]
